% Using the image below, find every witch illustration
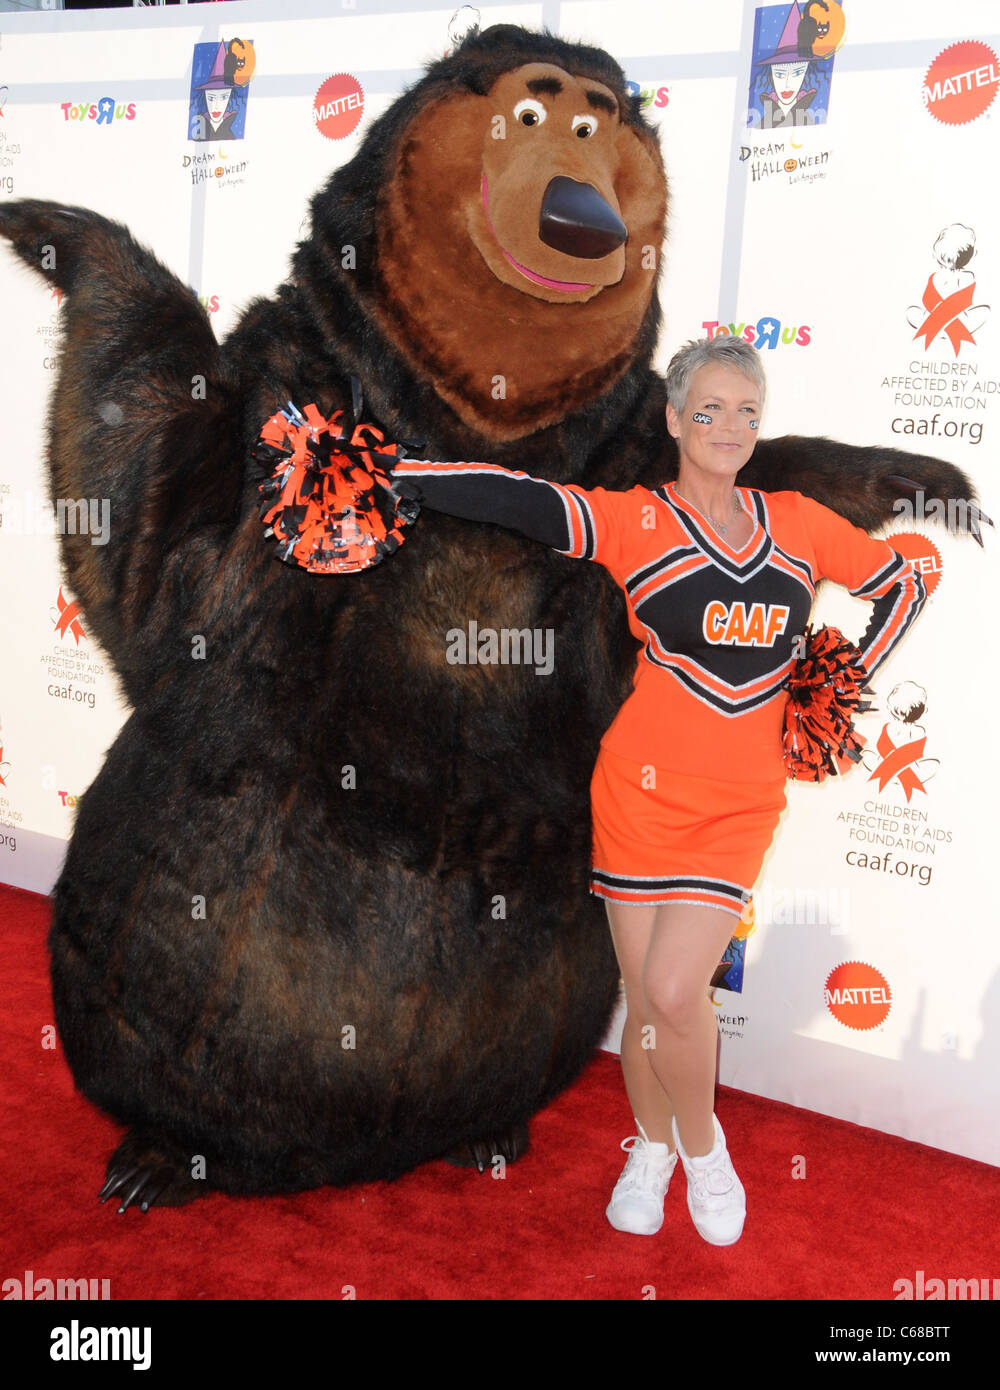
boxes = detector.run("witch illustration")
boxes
[190,41,247,142]
[748,1,834,129]
[907,225,990,356]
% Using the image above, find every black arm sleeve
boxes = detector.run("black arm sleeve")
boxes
[389,458,579,553]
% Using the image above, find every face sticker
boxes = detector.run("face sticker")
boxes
[692,412,713,424]
[749,418,759,430]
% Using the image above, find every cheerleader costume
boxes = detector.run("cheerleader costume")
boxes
[389,460,928,917]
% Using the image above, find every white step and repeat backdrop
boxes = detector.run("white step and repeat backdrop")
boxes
[1,0,998,1165]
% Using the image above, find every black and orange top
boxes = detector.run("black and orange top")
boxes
[389,460,929,784]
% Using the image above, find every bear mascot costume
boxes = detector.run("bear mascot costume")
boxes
[0,23,981,1210]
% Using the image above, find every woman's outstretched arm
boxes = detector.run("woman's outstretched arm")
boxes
[390,457,635,572]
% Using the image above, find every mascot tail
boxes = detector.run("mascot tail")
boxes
[0,199,244,692]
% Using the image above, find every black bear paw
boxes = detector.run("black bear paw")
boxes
[98,1129,203,1213]
[441,1121,530,1172]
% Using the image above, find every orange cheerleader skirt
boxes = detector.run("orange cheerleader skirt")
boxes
[589,744,788,917]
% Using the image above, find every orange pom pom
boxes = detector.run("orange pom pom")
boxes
[252,402,420,574]
[783,625,871,782]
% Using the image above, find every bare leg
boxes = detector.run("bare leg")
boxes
[639,902,741,1157]
[604,900,677,1148]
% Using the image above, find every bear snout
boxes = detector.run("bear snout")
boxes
[538,176,627,259]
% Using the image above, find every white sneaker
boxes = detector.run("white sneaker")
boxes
[605,1119,678,1235]
[672,1113,746,1246]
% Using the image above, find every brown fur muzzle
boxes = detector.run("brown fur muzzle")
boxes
[373,61,668,441]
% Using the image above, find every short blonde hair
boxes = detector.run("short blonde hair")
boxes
[665,335,767,412]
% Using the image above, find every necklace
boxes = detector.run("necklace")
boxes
[673,485,746,536]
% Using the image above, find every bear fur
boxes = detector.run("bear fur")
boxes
[0,23,980,1208]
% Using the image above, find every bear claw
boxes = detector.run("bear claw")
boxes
[441,1121,530,1171]
[99,1130,202,1212]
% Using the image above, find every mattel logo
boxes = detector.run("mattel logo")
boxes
[313,74,364,140]
[923,40,999,125]
[824,961,892,1031]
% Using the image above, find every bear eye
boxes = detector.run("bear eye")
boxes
[571,115,597,138]
[513,98,547,127]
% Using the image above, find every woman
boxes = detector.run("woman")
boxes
[387,334,928,1244]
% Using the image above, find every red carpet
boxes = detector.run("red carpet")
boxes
[3,880,998,1309]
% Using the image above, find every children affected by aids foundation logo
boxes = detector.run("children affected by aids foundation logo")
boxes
[51,586,86,646]
[0,84,19,199]
[0,723,20,841]
[907,225,990,359]
[825,961,891,1031]
[43,584,101,711]
[837,670,955,888]
[881,226,995,445]
[859,681,939,802]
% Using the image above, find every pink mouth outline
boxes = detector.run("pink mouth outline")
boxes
[481,173,594,294]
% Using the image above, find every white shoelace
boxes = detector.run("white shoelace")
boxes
[685,1153,739,1204]
[615,1134,676,1197]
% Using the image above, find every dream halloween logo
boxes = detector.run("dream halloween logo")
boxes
[183,39,254,189]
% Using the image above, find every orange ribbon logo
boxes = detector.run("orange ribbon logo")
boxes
[868,726,927,801]
[54,587,86,644]
[913,279,976,354]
